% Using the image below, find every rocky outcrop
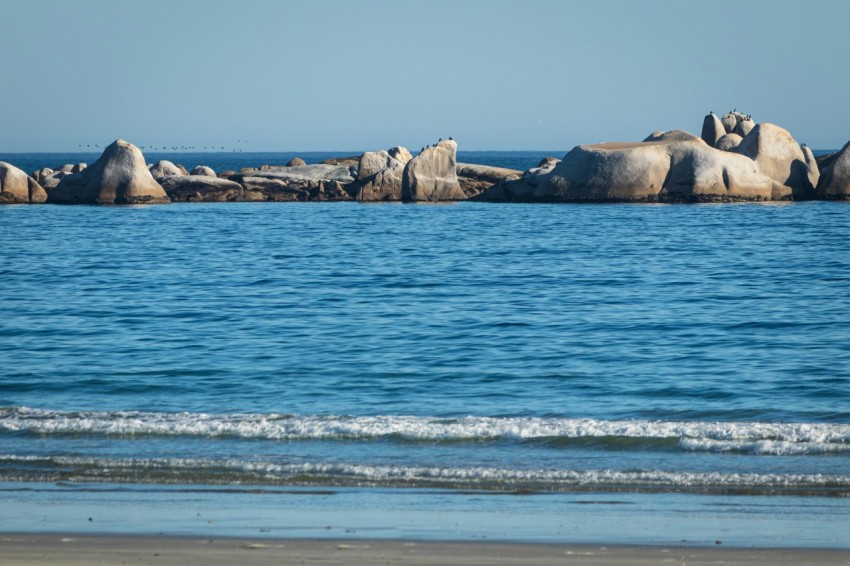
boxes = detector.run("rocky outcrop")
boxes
[734,119,755,138]
[0,162,48,204]
[321,156,360,166]
[149,160,185,180]
[286,157,306,167]
[48,139,169,204]
[190,165,216,177]
[388,146,413,164]
[402,140,466,201]
[312,180,352,201]
[716,133,743,152]
[721,113,738,134]
[456,163,523,184]
[816,141,850,199]
[470,158,560,202]
[734,123,818,200]
[456,163,522,198]
[531,157,561,171]
[187,161,361,202]
[644,130,700,143]
[236,164,356,185]
[39,170,75,190]
[701,114,726,147]
[237,177,310,201]
[515,140,775,202]
[351,150,405,201]
[159,175,245,202]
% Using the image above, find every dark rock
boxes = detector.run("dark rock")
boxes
[816,141,850,199]
[159,175,244,202]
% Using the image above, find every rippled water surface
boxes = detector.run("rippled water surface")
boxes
[2,200,850,497]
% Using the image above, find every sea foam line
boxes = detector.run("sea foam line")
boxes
[1,406,849,455]
[1,454,848,493]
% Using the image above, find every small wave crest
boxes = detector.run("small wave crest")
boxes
[1,406,849,456]
[1,454,848,495]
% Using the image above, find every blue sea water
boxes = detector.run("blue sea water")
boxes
[1,151,850,545]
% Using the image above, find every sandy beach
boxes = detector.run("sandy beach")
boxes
[1,535,849,566]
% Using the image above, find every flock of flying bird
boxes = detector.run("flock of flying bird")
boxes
[75,137,455,154]
[76,140,252,152]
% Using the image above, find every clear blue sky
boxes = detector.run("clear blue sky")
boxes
[2,0,848,152]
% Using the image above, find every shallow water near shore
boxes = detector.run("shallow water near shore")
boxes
[2,197,850,545]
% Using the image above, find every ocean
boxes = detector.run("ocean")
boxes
[1,151,849,546]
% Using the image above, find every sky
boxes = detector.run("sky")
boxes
[2,0,849,152]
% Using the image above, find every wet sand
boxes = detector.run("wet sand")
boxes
[1,535,849,565]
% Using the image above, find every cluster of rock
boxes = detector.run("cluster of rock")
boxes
[0,137,524,205]
[4,113,850,205]
[480,110,846,202]
[0,162,47,204]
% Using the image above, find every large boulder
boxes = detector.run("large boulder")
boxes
[388,146,413,164]
[456,163,523,184]
[149,160,185,180]
[530,140,774,202]
[700,114,726,147]
[734,123,819,200]
[643,130,701,143]
[816,141,850,199]
[159,175,244,202]
[286,157,306,167]
[816,151,838,173]
[39,170,75,190]
[352,150,405,201]
[721,113,738,134]
[0,162,48,204]
[734,119,755,138]
[48,139,169,204]
[716,133,743,152]
[401,140,466,201]
[190,165,217,177]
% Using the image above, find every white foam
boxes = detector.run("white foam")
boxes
[1,406,849,455]
[1,453,848,491]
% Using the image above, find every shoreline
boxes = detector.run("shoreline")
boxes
[2,482,848,549]
[2,534,850,565]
